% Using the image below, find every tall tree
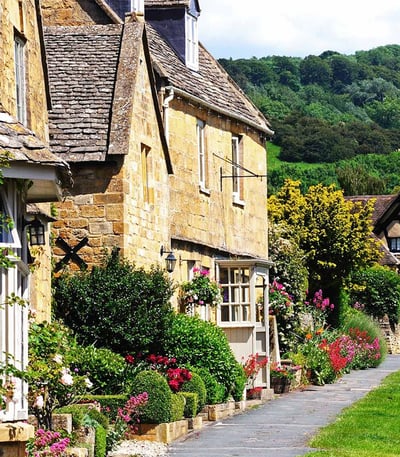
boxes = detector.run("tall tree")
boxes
[268,180,381,317]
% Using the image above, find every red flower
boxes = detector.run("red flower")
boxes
[125,354,135,364]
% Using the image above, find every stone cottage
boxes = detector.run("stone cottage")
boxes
[0,0,71,453]
[41,0,274,387]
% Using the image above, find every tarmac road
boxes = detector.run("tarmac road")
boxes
[167,355,400,457]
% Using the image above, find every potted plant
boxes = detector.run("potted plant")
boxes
[270,362,297,394]
[242,353,268,400]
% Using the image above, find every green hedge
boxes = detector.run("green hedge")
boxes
[180,392,198,418]
[181,372,206,413]
[192,367,226,405]
[164,314,243,401]
[130,370,172,424]
[80,395,128,422]
[171,393,185,422]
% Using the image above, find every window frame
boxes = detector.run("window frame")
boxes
[0,188,21,249]
[197,119,208,192]
[231,134,244,205]
[185,12,199,71]
[389,237,400,253]
[14,33,27,125]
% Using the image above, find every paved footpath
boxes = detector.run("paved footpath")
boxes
[167,355,400,457]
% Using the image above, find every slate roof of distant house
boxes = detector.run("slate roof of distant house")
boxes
[44,24,123,162]
[0,108,71,186]
[347,194,398,224]
[146,25,272,135]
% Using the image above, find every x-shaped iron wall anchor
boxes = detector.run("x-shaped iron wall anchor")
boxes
[55,236,89,272]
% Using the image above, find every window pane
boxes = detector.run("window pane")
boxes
[221,305,229,322]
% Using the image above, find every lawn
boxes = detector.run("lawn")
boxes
[303,370,400,457]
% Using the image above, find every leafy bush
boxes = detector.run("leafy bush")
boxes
[130,370,172,424]
[164,314,242,401]
[171,393,185,422]
[82,395,128,422]
[191,367,226,405]
[53,250,175,355]
[341,309,387,366]
[55,405,86,429]
[75,346,126,395]
[231,364,247,402]
[93,423,106,457]
[349,266,400,325]
[181,372,206,413]
[180,392,198,418]
[24,321,92,430]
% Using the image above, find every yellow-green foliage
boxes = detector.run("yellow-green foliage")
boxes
[268,179,381,286]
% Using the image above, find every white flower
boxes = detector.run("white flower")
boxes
[85,378,93,389]
[35,395,44,408]
[53,354,63,364]
[60,368,74,386]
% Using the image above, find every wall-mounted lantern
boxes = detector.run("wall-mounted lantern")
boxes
[160,245,177,273]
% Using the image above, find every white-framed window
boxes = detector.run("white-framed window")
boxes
[14,34,26,125]
[232,135,244,204]
[131,0,144,13]
[197,120,208,191]
[185,12,199,71]
[0,188,21,249]
[0,182,29,421]
[219,266,251,323]
[389,237,400,253]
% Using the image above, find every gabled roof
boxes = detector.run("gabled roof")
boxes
[146,25,273,136]
[44,24,123,162]
[0,109,72,201]
[44,21,172,172]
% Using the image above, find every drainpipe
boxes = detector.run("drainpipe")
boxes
[162,87,175,145]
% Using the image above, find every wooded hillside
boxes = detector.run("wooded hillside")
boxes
[219,45,400,194]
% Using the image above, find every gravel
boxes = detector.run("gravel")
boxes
[108,440,169,457]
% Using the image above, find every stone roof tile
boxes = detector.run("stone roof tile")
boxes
[0,110,71,187]
[146,25,272,134]
[44,24,123,162]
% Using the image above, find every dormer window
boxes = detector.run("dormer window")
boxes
[185,12,198,71]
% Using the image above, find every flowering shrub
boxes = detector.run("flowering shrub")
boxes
[268,279,300,353]
[19,321,92,430]
[348,327,381,369]
[124,353,192,392]
[179,268,222,308]
[26,429,70,457]
[242,353,268,388]
[304,289,334,328]
[106,392,148,453]
[269,280,295,317]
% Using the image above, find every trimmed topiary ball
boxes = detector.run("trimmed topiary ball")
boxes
[130,370,172,424]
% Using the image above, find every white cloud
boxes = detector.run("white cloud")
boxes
[199,0,400,58]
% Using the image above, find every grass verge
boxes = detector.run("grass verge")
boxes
[303,370,400,456]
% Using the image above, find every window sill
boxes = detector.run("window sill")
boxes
[199,186,211,196]
[219,322,255,328]
[233,196,245,207]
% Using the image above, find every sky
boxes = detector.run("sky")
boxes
[198,0,400,59]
